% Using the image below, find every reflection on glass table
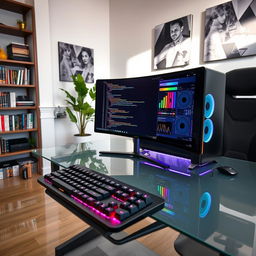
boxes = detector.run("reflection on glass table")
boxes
[33,139,256,256]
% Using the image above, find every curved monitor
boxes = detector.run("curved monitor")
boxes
[95,67,206,155]
[95,76,159,139]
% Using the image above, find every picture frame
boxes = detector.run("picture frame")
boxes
[58,41,94,83]
[204,0,256,62]
[153,15,193,70]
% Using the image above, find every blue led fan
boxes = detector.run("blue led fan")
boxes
[204,94,215,119]
[203,119,214,143]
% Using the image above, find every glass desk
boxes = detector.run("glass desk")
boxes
[33,139,256,256]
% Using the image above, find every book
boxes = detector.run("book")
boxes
[10,92,16,107]
[10,42,29,48]
[8,55,31,62]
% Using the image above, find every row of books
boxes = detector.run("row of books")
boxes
[0,137,30,154]
[0,92,35,107]
[0,113,34,132]
[0,160,19,179]
[0,157,37,180]
[0,66,31,85]
[0,91,16,107]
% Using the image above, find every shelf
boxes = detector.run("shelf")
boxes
[0,0,32,14]
[0,84,35,88]
[0,0,41,172]
[0,59,34,66]
[0,106,36,110]
[0,128,37,134]
[0,148,36,158]
[0,23,33,37]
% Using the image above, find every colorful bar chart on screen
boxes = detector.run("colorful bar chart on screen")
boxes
[159,91,176,109]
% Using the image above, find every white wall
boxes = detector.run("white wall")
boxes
[34,0,110,147]
[109,0,256,78]
[49,0,110,145]
[32,0,256,162]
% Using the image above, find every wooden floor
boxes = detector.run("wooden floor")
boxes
[0,175,179,256]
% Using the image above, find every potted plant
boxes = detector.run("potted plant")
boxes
[60,74,96,138]
[16,19,26,30]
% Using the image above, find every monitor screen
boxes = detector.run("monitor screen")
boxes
[95,67,205,154]
[157,75,196,141]
[153,68,205,153]
[95,76,159,138]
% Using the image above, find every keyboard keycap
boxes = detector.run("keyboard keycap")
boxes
[94,201,103,209]
[115,208,130,220]
[120,193,129,201]
[127,204,139,214]
[102,185,116,193]
[86,197,96,206]
[135,199,146,209]
[108,201,118,209]
[86,190,103,200]
[120,202,130,209]
[104,207,115,217]
[52,178,75,195]
[127,196,137,203]
[135,191,143,198]
[96,188,110,198]
[142,194,152,205]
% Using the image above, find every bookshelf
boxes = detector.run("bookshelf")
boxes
[0,0,41,174]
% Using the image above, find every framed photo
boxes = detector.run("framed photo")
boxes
[204,0,256,62]
[153,15,193,70]
[58,42,94,83]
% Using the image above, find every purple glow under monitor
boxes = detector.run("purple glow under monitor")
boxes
[140,149,214,176]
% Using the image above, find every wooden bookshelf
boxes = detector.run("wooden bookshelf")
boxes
[0,148,37,158]
[0,59,34,66]
[0,0,31,13]
[0,0,42,173]
[0,23,33,37]
[0,84,35,88]
[0,128,37,134]
[0,106,36,110]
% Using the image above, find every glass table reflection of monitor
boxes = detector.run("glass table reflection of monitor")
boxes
[33,142,256,256]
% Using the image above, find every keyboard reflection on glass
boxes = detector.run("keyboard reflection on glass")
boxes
[38,165,164,231]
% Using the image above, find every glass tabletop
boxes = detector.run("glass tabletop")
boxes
[33,139,256,256]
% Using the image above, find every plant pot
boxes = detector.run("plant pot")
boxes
[73,134,91,144]
[17,22,26,30]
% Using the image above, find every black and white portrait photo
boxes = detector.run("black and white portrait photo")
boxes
[204,0,256,62]
[58,42,94,83]
[153,15,193,70]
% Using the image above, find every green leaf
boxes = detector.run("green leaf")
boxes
[66,107,77,123]
[72,74,88,98]
[89,85,96,100]
[60,88,76,104]
[81,106,94,117]
[66,100,75,107]
[73,104,80,112]
[81,102,90,111]
[77,95,84,107]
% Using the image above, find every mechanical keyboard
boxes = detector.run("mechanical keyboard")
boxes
[37,165,164,232]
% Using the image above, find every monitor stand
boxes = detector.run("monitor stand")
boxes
[188,161,217,170]
[99,137,170,169]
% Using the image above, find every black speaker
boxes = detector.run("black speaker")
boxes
[200,69,225,162]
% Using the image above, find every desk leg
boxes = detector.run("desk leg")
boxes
[51,162,60,172]
[55,227,100,256]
